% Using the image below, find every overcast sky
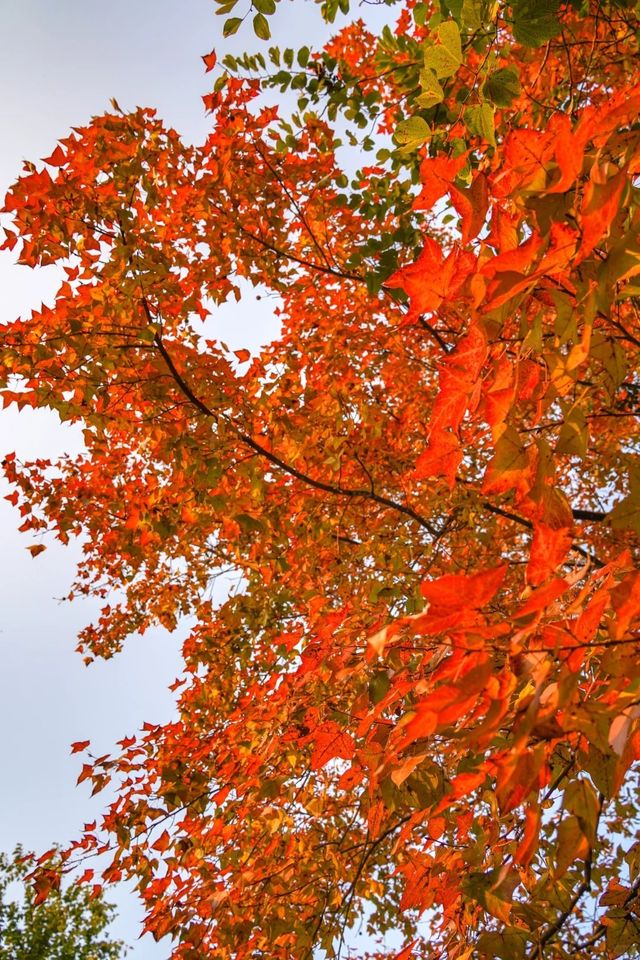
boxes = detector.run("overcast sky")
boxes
[0,1,392,955]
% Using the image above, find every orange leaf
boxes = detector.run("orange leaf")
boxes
[152,830,171,853]
[579,169,627,257]
[413,152,468,212]
[42,145,66,167]
[414,431,462,488]
[515,578,569,618]
[395,941,418,960]
[309,721,355,771]
[421,564,506,611]
[367,799,386,838]
[202,49,217,72]
[400,707,437,748]
[27,544,47,558]
[387,241,475,317]
[450,172,489,244]
[515,806,540,866]
[527,521,573,586]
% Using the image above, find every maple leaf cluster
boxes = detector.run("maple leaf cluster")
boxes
[2,1,640,958]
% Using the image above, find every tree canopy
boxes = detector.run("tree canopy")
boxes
[2,0,640,957]
[0,847,125,960]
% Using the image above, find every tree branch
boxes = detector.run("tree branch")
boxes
[146,303,439,537]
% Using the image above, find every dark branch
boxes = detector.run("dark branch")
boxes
[145,303,439,537]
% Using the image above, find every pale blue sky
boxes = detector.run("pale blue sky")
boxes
[0,1,392,955]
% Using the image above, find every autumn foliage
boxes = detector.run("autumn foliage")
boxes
[2,0,640,956]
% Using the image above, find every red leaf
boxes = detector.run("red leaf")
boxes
[414,431,462,488]
[515,806,540,866]
[402,704,438,743]
[547,115,587,194]
[413,152,468,212]
[42,145,66,167]
[579,169,627,258]
[387,241,475,317]
[515,578,569,618]
[610,571,640,640]
[152,830,171,853]
[202,49,217,72]
[527,521,573,586]
[33,875,53,906]
[450,171,489,244]
[421,564,507,610]
[395,941,418,960]
[309,721,355,771]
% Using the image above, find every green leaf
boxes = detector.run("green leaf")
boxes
[321,0,339,22]
[463,102,495,146]
[556,815,587,877]
[475,929,527,960]
[606,912,640,958]
[483,425,528,493]
[483,67,521,107]
[253,0,276,13]
[511,0,561,46]
[460,0,482,30]
[437,20,462,62]
[253,11,271,39]
[223,16,243,36]
[394,116,431,146]
[424,20,462,78]
[413,2,428,26]
[417,69,444,108]
[235,513,266,533]
[600,234,640,290]
[564,778,600,843]
[608,489,640,535]
[556,407,587,459]
[590,332,627,393]
[368,671,390,704]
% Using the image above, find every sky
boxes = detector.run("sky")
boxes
[0,1,392,956]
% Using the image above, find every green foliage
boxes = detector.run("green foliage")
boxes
[483,66,521,107]
[463,101,496,146]
[511,0,562,46]
[0,848,126,960]
[423,20,462,78]
[394,115,432,146]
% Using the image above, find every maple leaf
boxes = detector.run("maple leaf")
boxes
[4,3,640,957]
[309,721,355,771]
[421,564,507,610]
[527,521,573,585]
[202,49,217,72]
[26,544,47,558]
[414,430,462,487]
[413,152,468,212]
[386,239,475,316]
[579,168,628,258]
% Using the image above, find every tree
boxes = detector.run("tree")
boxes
[1,0,640,956]
[0,847,126,960]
